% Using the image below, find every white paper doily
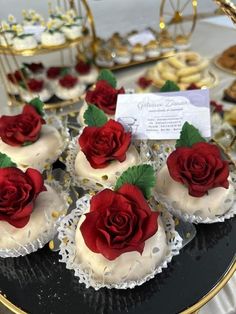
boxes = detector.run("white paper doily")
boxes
[0,177,70,258]
[153,151,236,224]
[58,194,183,290]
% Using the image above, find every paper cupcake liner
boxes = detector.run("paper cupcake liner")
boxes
[0,172,70,258]
[65,135,144,192]
[153,151,236,224]
[58,194,183,290]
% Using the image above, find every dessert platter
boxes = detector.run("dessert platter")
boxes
[0,67,236,314]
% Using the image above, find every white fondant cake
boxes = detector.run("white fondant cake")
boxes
[61,24,82,40]
[74,145,140,186]
[155,164,235,219]
[41,31,65,47]
[77,67,98,85]
[77,102,114,126]
[55,83,85,100]
[0,185,64,250]
[13,35,37,50]
[75,213,167,284]
[0,125,63,171]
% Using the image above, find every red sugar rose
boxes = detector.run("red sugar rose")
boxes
[25,62,44,73]
[0,167,46,228]
[75,61,91,75]
[78,119,131,169]
[167,142,229,197]
[85,80,125,115]
[80,184,159,260]
[0,104,45,146]
[27,79,44,92]
[59,74,78,88]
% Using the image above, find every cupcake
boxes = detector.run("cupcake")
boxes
[59,165,182,289]
[41,29,66,47]
[55,74,85,100]
[61,23,82,40]
[145,40,160,58]
[13,34,37,51]
[0,101,65,171]
[115,46,131,64]
[0,157,68,258]
[131,44,146,61]
[95,49,114,68]
[21,78,52,102]
[154,122,236,223]
[0,30,15,47]
[77,72,125,126]
[75,60,98,85]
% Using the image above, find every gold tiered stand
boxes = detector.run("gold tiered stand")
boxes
[0,0,96,109]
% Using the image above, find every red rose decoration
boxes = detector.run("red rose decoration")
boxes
[137,77,152,89]
[167,142,229,197]
[79,119,131,169]
[75,61,91,75]
[80,184,159,260]
[59,74,78,88]
[85,80,125,115]
[0,167,46,228]
[0,104,45,146]
[7,70,26,84]
[46,67,61,79]
[210,100,223,113]
[25,62,44,73]
[27,79,44,92]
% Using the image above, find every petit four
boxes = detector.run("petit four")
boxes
[145,40,160,58]
[41,29,66,47]
[6,70,26,95]
[46,66,62,88]
[0,30,15,47]
[13,34,37,51]
[131,44,146,61]
[61,23,82,40]
[55,74,85,100]
[23,62,45,78]
[95,49,114,68]
[75,60,98,85]
[21,78,52,102]
[115,46,131,64]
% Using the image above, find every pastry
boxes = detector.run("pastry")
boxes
[75,60,98,85]
[217,45,236,72]
[61,23,82,40]
[160,37,174,52]
[95,49,114,68]
[46,66,62,88]
[55,74,85,100]
[21,78,52,102]
[115,46,131,64]
[223,80,236,104]
[0,163,66,257]
[77,78,125,125]
[131,44,146,61]
[0,30,15,47]
[23,62,45,79]
[0,103,64,171]
[41,30,66,47]
[175,35,190,50]
[6,69,26,95]
[13,34,38,50]
[145,40,160,58]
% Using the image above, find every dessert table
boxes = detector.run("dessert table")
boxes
[0,19,236,314]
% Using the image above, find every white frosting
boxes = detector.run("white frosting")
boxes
[20,86,53,102]
[132,54,146,61]
[61,25,82,40]
[0,185,64,250]
[7,81,19,95]
[146,50,160,58]
[95,57,114,68]
[0,32,15,46]
[55,83,85,100]
[115,55,131,64]
[0,125,63,171]
[13,35,38,50]
[155,164,235,219]
[77,67,98,85]
[75,145,140,186]
[49,18,64,29]
[75,213,167,284]
[77,101,114,126]
[41,31,65,47]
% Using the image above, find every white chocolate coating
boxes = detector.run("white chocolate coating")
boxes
[13,35,37,50]
[0,125,64,171]
[41,31,65,47]
[77,101,114,126]
[0,185,65,250]
[155,165,235,219]
[77,67,98,85]
[55,83,85,100]
[61,25,82,40]
[74,145,140,186]
[75,213,167,284]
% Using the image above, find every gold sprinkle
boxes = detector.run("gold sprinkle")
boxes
[49,240,54,250]
[101,175,108,181]
[52,211,59,218]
